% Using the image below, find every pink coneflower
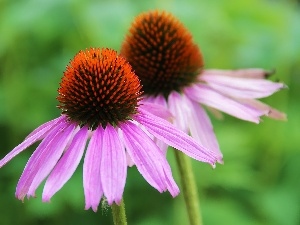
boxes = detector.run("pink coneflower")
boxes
[0,48,221,212]
[120,10,286,157]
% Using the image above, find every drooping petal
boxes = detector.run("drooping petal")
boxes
[16,122,75,200]
[121,122,165,191]
[126,152,135,167]
[200,74,286,99]
[135,118,169,156]
[141,95,170,153]
[160,159,180,197]
[101,125,127,205]
[0,116,64,168]
[185,84,265,123]
[167,91,189,132]
[139,102,173,121]
[184,96,222,157]
[239,99,287,121]
[42,126,89,201]
[25,116,66,140]
[153,136,169,156]
[135,109,221,166]
[27,123,76,197]
[150,94,168,108]
[15,122,67,199]
[83,126,104,212]
[201,68,273,79]
[120,122,167,192]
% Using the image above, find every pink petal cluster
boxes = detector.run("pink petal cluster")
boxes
[144,68,286,157]
[0,104,221,211]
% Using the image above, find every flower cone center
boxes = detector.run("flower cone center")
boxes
[57,48,142,129]
[121,10,204,98]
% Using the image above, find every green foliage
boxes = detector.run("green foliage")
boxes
[0,0,299,224]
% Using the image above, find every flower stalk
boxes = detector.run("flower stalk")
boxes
[111,199,127,225]
[174,150,203,225]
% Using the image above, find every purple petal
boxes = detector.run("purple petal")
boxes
[101,125,127,205]
[143,94,167,107]
[239,99,287,121]
[201,68,273,79]
[42,126,89,201]
[120,122,179,196]
[27,123,76,197]
[139,102,173,121]
[168,91,193,133]
[185,84,265,123]
[153,136,169,156]
[150,94,168,107]
[162,166,180,197]
[140,99,173,154]
[134,110,221,166]
[126,152,135,167]
[83,126,104,212]
[25,116,66,140]
[16,122,75,200]
[0,116,64,168]
[120,122,165,191]
[135,119,169,156]
[184,96,222,157]
[200,74,286,99]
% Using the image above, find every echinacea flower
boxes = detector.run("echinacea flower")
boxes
[0,48,221,212]
[120,10,286,157]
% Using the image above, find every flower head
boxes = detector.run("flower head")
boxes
[121,10,286,156]
[0,48,221,211]
[121,10,204,97]
[57,48,141,129]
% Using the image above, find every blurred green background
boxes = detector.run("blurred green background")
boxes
[0,0,299,224]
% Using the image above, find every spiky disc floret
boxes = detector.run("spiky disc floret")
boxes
[121,10,204,97]
[57,48,142,129]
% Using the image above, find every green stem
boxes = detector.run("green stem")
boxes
[111,199,127,225]
[174,151,203,225]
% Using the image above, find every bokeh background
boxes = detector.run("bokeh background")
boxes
[0,0,299,224]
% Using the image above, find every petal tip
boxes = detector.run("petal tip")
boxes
[281,84,288,90]
[265,68,276,78]
[270,112,287,121]
[85,205,98,212]
[254,118,261,124]
[114,198,122,206]
[217,158,224,165]
[42,196,51,202]
[16,194,26,203]
[211,156,224,168]
[170,188,180,198]
[281,114,288,121]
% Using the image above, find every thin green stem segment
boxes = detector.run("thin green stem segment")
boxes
[111,199,127,225]
[174,150,203,225]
